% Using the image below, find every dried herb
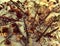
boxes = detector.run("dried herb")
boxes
[0,0,60,46]
[45,27,59,36]
[36,21,53,42]
[0,33,13,44]
[4,39,11,45]
[0,16,19,22]
[36,16,55,42]
[2,27,9,33]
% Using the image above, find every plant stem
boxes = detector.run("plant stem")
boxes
[45,27,59,36]
[36,21,53,42]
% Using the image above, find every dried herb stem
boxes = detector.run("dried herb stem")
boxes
[36,21,53,42]
[45,27,59,36]
[0,16,19,22]
[0,33,13,44]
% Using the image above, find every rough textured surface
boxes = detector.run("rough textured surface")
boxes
[0,0,60,46]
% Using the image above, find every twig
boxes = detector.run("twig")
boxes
[12,22,27,45]
[36,11,52,42]
[0,16,19,22]
[36,21,53,42]
[0,33,13,44]
[44,27,59,36]
[10,1,29,46]
[23,17,29,46]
